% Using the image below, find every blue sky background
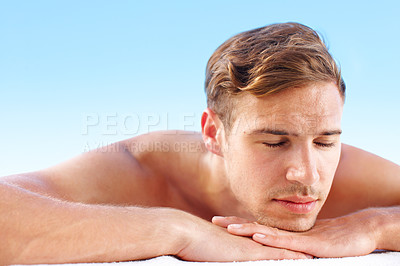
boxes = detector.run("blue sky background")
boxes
[0,0,399,176]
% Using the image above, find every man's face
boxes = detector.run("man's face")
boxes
[221,82,343,232]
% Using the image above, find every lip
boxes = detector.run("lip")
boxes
[276,196,317,203]
[273,196,318,214]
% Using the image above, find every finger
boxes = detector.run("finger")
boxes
[226,222,288,237]
[253,232,312,255]
[224,223,315,260]
[255,246,313,260]
[211,216,253,228]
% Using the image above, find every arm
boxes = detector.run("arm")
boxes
[376,207,400,252]
[0,138,183,264]
[0,181,183,264]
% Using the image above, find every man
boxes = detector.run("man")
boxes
[1,22,399,264]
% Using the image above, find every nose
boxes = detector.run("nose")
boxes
[285,145,319,186]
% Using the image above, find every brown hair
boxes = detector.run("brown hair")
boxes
[205,22,345,130]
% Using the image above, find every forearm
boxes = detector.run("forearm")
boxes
[375,206,400,252]
[0,181,185,264]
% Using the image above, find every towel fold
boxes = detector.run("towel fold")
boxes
[17,251,400,266]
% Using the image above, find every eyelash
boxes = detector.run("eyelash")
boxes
[263,142,286,148]
[263,142,336,148]
[315,142,335,148]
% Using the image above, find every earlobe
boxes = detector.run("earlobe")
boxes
[201,108,224,157]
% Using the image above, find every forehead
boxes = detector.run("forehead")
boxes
[230,83,344,135]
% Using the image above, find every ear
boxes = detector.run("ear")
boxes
[201,108,225,157]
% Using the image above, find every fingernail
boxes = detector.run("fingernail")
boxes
[253,233,266,238]
[228,224,243,229]
[306,254,314,259]
[212,216,225,219]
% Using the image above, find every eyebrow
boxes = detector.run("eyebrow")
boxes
[248,128,342,137]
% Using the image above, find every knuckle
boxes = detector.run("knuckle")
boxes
[270,227,280,235]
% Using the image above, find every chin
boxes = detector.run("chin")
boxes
[256,215,317,232]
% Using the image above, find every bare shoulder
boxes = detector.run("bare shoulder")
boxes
[2,130,206,209]
[319,144,400,218]
[124,130,206,175]
[122,130,213,216]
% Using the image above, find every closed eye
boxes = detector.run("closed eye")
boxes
[263,142,335,149]
[263,142,287,148]
[314,142,335,148]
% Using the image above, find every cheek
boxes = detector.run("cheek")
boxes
[328,146,341,171]
[318,147,342,186]
[225,148,279,195]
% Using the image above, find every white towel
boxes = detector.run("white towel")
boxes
[18,251,400,266]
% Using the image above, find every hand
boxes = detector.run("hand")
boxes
[173,210,312,261]
[212,209,381,258]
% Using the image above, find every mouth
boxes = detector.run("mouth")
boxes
[272,196,318,214]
